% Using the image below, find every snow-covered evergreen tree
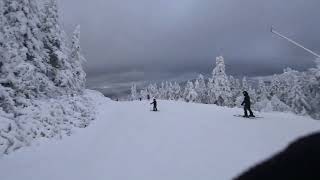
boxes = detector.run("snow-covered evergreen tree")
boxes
[164,81,171,99]
[159,81,171,100]
[276,68,298,104]
[229,75,241,107]
[167,82,174,100]
[194,74,207,103]
[41,0,85,94]
[248,87,257,105]
[147,84,159,99]
[183,81,198,102]
[130,83,138,100]
[158,82,165,99]
[69,25,86,92]
[171,82,181,100]
[206,78,216,104]
[0,0,54,112]
[242,77,249,91]
[287,76,310,115]
[194,79,200,102]
[306,59,320,119]
[256,79,267,101]
[0,0,94,154]
[211,56,232,106]
[139,89,149,100]
[42,0,65,70]
[270,75,281,98]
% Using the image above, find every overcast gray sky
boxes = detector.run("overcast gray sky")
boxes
[58,0,320,97]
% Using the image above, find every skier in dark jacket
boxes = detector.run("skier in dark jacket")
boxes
[241,91,255,118]
[150,98,158,111]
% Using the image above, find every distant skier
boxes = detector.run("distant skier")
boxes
[150,98,158,111]
[241,91,255,118]
[147,94,150,101]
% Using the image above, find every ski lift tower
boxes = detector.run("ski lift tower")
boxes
[271,27,320,59]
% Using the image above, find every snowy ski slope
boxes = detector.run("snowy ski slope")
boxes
[0,94,319,180]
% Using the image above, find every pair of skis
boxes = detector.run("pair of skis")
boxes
[150,110,160,112]
[233,115,263,119]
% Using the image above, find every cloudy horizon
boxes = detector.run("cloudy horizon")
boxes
[58,0,320,97]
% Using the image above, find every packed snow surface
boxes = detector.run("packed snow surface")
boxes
[1,96,320,180]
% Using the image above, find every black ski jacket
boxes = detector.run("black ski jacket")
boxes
[151,100,157,107]
[241,95,251,107]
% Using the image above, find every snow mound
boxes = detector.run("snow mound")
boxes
[0,90,104,155]
[0,99,319,180]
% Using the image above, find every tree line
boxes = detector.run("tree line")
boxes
[130,56,320,120]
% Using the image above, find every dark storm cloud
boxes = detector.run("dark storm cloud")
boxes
[57,0,320,96]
